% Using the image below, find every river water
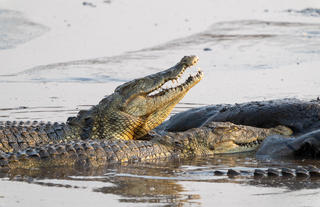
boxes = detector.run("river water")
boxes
[0,0,320,206]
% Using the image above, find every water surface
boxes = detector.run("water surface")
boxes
[1,1,320,206]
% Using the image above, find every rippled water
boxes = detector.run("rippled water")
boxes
[1,155,320,206]
[1,1,320,206]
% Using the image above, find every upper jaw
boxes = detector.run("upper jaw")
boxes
[147,70,203,98]
[115,55,201,98]
[145,56,202,97]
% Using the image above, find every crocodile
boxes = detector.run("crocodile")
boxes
[157,98,320,134]
[189,128,320,178]
[0,55,291,170]
[1,56,319,171]
[2,129,320,180]
[209,166,320,178]
[257,128,320,158]
[0,55,203,154]
[0,121,292,169]
[2,123,319,171]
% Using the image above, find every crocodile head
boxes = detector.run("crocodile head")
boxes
[157,122,293,156]
[211,124,293,154]
[69,56,203,140]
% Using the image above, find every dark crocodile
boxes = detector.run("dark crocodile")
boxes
[257,128,320,158]
[213,166,320,178]
[157,98,320,134]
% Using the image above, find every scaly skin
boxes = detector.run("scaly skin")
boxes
[157,98,320,134]
[0,122,292,169]
[0,55,301,171]
[0,122,80,153]
[214,167,320,178]
[0,56,203,153]
[71,55,202,140]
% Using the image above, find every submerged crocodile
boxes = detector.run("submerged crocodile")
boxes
[0,56,320,171]
[211,166,320,178]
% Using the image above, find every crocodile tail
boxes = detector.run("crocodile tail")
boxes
[0,121,78,153]
[0,139,173,170]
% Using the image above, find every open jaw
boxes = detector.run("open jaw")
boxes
[147,60,203,98]
[114,56,202,100]
[214,139,264,154]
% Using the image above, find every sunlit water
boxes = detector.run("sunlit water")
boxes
[1,1,320,206]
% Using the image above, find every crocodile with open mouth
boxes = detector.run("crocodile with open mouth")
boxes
[0,56,319,170]
[0,55,203,154]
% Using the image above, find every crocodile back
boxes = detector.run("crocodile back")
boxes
[0,121,80,153]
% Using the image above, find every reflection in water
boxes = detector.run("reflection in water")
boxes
[2,153,320,206]
[94,177,191,205]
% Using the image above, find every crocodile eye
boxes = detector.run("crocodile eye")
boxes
[209,144,215,151]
